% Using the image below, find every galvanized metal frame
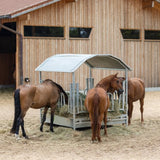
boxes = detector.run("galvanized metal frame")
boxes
[37,54,130,129]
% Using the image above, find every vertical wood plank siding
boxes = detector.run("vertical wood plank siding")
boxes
[17,0,160,89]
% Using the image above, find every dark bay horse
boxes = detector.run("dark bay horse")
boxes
[10,79,68,139]
[96,73,124,95]
[84,87,110,142]
[114,77,145,125]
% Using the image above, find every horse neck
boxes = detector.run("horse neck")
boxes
[97,77,112,91]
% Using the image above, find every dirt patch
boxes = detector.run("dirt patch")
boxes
[0,89,160,160]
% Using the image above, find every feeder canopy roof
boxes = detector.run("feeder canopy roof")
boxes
[35,54,131,73]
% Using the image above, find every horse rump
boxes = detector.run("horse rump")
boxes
[10,89,21,133]
[85,87,108,142]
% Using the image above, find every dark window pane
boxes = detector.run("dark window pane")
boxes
[145,30,160,40]
[24,26,64,37]
[120,29,140,39]
[69,27,92,38]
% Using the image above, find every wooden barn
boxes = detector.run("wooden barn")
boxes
[0,0,160,89]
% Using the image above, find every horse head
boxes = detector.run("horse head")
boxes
[110,73,125,95]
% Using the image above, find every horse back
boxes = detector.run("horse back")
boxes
[85,88,108,113]
[32,83,60,108]
[128,78,145,101]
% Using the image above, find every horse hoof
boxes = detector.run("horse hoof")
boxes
[15,134,20,140]
[25,136,29,139]
[40,127,43,132]
[10,129,16,134]
[50,129,54,132]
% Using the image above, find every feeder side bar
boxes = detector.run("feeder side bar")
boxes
[89,67,92,89]
[72,72,76,130]
[125,69,128,125]
[39,71,42,123]
[39,71,42,83]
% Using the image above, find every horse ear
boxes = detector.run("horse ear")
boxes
[115,73,118,77]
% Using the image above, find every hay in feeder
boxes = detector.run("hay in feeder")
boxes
[108,100,126,117]
[58,105,71,117]
[42,95,126,120]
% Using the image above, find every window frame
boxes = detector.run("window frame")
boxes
[23,25,65,39]
[120,28,141,41]
[69,26,92,40]
[144,29,160,41]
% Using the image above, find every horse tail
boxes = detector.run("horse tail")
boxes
[92,92,100,139]
[10,89,21,133]
[54,82,68,105]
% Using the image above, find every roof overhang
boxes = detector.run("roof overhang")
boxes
[35,54,131,73]
[0,0,61,19]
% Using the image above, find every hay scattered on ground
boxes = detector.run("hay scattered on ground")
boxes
[1,89,160,160]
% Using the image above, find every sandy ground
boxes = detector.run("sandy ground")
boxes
[0,88,160,160]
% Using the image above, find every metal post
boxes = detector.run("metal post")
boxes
[89,67,92,89]
[125,69,128,125]
[39,71,42,83]
[72,72,76,130]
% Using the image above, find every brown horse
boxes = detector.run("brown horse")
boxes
[127,78,145,124]
[96,73,125,95]
[84,87,109,142]
[114,77,145,125]
[10,79,68,139]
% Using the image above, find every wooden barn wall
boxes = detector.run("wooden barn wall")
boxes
[16,0,160,89]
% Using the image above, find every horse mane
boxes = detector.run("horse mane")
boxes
[43,79,68,104]
[96,74,116,91]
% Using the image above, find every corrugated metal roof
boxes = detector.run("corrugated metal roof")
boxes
[0,0,60,18]
[35,54,131,73]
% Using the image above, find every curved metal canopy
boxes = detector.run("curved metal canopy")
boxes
[35,54,131,73]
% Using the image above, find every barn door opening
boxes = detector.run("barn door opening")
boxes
[0,22,16,88]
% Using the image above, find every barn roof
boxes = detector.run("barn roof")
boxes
[35,54,131,73]
[0,0,61,19]
[1,0,160,19]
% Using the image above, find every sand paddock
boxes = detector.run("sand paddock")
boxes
[0,88,160,160]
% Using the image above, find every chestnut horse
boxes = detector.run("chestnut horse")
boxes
[115,77,145,125]
[10,79,68,139]
[96,73,125,95]
[127,78,145,124]
[84,87,109,142]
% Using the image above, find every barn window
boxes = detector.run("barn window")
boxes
[120,29,140,39]
[69,27,92,38]
[145,30,160,40]
[24,26,64,37]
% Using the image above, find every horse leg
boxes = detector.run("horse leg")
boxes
[40,106,48,132]
[97,114,104,142]
[128,101,133,125]
[97,122,102,142]
[89,114,96,142]
[91,122,95,142]
[103,111,107,136]
[20,118,28,139]
[50,104,56,132]
[140,98,144,123]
